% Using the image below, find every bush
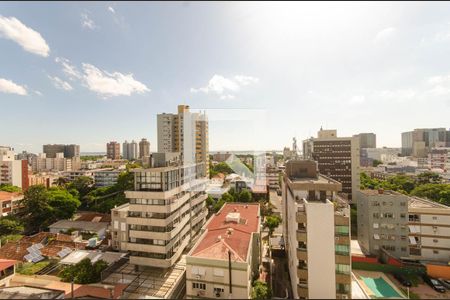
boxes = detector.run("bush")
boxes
[60,258,108,284]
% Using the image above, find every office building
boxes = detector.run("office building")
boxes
[43,144,80,158]
[357,133,376,149]
[157,105,209,176]
[186,203,261,299]
[356,190,409,258]
[401,128,450,157]
[0,147,29,190]
[106,141,121,160]
[31,153,75,172]
[303,128,360,200]
[282,160,351,299]
[111,152,208,269]
[139,138,151,158]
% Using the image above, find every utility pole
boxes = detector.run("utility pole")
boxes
[228,250,232,299]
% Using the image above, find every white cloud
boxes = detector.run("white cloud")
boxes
[55,57,81,80]
[0,15,50,57]
[191,74,259,99]
[0,78,27,95]
[48,75,73,91]
[374,27,396,44]
[81,63,150,98]
[349,95,365,104]
[108,6,115,14]
[34,90,43,96]
[81,13,96,30]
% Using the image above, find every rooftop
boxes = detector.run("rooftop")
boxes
[60,250,126,265]
[408,196,450,209]
[0,259,15,271]
[0,191,23,202]
[190,203,260,262]
[0,286,65,299]
[74,212,111,223]
[359,189,404,196]
[48,220,108,232]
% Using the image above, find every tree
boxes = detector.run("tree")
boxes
[67,176,94,200]
[0,216,24,236]
[238,189,252,202]
[411,184,450,206]
[251,281,272,300]
[416,172,442,185]
[60,258,108,284]
[221,192,235,203]
[372,159,383,167]
[56,177,69,187]
[264,215,281,236]
[47,188,81,220]
[212,162,233,175]
[0,184,21,193]
[213,199,225,213]
[205,195,214,207]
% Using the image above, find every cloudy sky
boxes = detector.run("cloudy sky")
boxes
[1,2,449,153]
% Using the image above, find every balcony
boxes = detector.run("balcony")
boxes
[297,267,308,280]
[334,215,349,226]
[335,235,350,245]
[297,247,307,260]
[335,253,350,264]
[296,211,306,223]
[335,273,351,284]
[297,284,308,298]
[296,230,307,243]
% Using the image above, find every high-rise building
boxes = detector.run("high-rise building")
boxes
[157,105,209,176]
[303,128,360,201]
[282,160,351,299]
[0,147,29,191]
[122,140,138,160]
[43,144,80,158]
[106,141,120,160]
[111,152,208,269]
[139,138,150,158]
[428,147,450,171]
[122,141,129,160]
[401,128,450,157]
[357,133,376,149]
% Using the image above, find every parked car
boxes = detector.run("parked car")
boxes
[423,275,446,293]
[392,272,412,287]
[439,278,450,290]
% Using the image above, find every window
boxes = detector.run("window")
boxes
[336,264,350,274]
[432,216,438,220]
[214,287,224,293]
[372,201,380,206]
[400,213,406,218]
[335,226,349,236]
[400,202,406,206]
[433,250,439,254]
[433,239,439,243]
[373,213,380,219]
[335,245,349,255]
[192,282,206,290]
[401,247,407,252]
[373,223,379,229]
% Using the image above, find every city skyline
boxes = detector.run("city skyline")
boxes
[1,2,450,153]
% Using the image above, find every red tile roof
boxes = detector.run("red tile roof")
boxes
[191,203,260,262]
[0,259,16,271]
[0,191,22,201]
[75,212,111,223]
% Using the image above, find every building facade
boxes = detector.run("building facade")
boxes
[282,160,351,299]
[106,141,121,160]
[303,129,360,201]
[358,133,377,149]
[122,140,138,161]
[0,147,29,190]
[157,105,209,176]
[31,153,77,172]
[0,191,24,216]
[401,128,450,157]
[356,190,409,258]
[110,153,208,269]
[428,148,450,171]
[139,138,150,159]
[186,203,260,299]
[43,144,80,159]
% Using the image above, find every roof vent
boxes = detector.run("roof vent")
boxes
[226,212,240,224]
[216,235,222,242]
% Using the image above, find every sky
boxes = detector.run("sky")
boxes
[0,1,449,153]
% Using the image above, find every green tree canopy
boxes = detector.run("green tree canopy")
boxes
[416,172,442,185]
[238,189,252,202]
[67,176,94,199]
[372,159,383,167]
[0,216,24,236]
[264,215,281,236]
[60,258,108,284]
[411,184,450,206]
[0,184,21,193]
[251,281,272,300]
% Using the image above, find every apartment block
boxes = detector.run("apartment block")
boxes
[0,147,29,190]
[106,141,121,160]
[186,203,260,299]
[139,138,151,158]
[303,128,360,201]
[123,140,138,161]
[93,169,121,187]
[43,144,80,158]
[157,105,209,176]
[401,128,450,157]
[282,160,351,299]
[0,191,24,216]
[356,190,409,258]
[110,153,208,269]
[428,147,450,171]
[408,197,450,262]
[31,153,75,172]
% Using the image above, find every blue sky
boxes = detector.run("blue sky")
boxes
[1,2,449,153]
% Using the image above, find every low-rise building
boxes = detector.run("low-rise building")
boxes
[0,259,15,288]
[0,286,65,299]
[0,191,23,216]
[93,169,121,187]
[282,160,352,299]
[48,220,108,240]
[186,203,261,299]
[356,189,409,258]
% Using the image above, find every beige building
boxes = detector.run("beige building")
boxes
[0,147,28,190]
[186,203,260,299]
[110,153,208,269]
[139,138,151,158]
[106,141,121,160]
[408,196,450,262]
[282,160,351,299]
[31,153,77,172]
[303,129,360,201]
[157,105,209,176]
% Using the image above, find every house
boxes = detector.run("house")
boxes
[0,259,15,287]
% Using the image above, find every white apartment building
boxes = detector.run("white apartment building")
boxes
[111,153,208,269]
[428,147,450,172]
[31,153,79,172]
[0,147,28,190]
[186,203,261,299]
[123,140,138,161]
[408,196,450,262]
[282,160,351,299]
